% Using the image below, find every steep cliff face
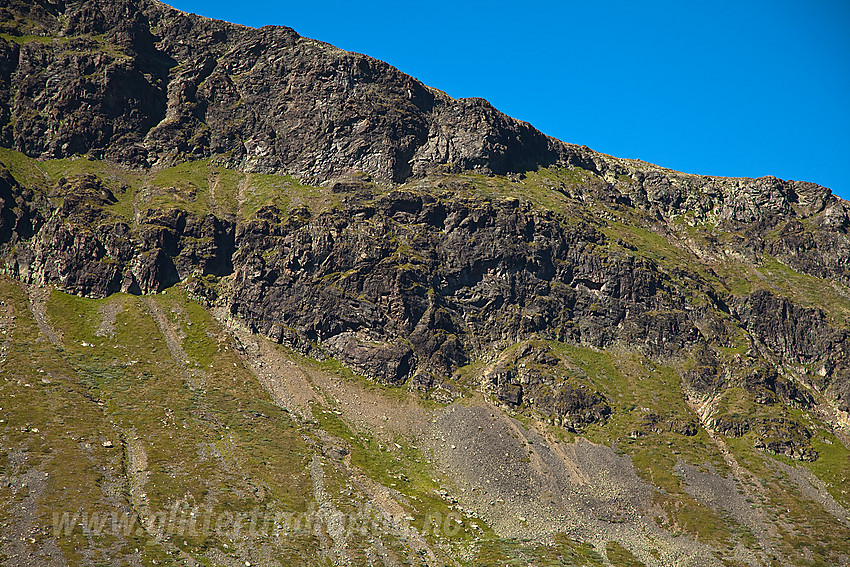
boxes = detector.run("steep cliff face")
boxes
[2,2,850,566]
[226,189,692,379]
[0,0,563,183]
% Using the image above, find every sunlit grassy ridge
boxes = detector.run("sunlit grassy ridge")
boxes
[0,149,345,226]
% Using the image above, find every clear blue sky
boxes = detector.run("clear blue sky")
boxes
[166,0,850,200]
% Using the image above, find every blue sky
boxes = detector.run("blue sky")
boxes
[166,1,850,200]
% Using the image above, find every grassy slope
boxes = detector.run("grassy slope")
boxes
[3,278,550,566]
[1,278,322,565]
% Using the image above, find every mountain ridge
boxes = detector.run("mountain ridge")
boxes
[3,0,841,196]
[1,1,850,566]
[1,0,569,183]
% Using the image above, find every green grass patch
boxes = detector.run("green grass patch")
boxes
[208,166,243,218]
[470,534,605,567]
[606,541,646,566]
[151,160,210,193]
[151,288,220,368]
[241,173,293,219]
[801,430,850,509]
[651,491,732,546]
[145,160,214,216]
[0,149,144,222]
[0,279,141,561]
[603,219,692,273]
[241,173,332,219]
[140,159,246,219]
[0,147,51,189]
[0,33,56,45]
[5,281,320,562]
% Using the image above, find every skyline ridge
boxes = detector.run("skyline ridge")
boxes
[164,0,850,199]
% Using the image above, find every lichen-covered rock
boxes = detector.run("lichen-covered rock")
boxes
[712,414,753,438]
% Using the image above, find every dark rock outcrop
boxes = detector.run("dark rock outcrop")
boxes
[0,0,564,184]
[733,290,850,412]
[226,190,699,384]
[0,166,43,255]
[632,413,698,437]
[5,173,233,297]
[482,342,611,429]
[324,331,415,385]
[713,413,817,461]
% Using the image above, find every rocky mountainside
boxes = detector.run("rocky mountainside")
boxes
[1,1,850,566]
[1,0,564,183]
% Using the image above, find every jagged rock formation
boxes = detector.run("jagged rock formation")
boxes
[3,172,233,295]
[1,0,565,183]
